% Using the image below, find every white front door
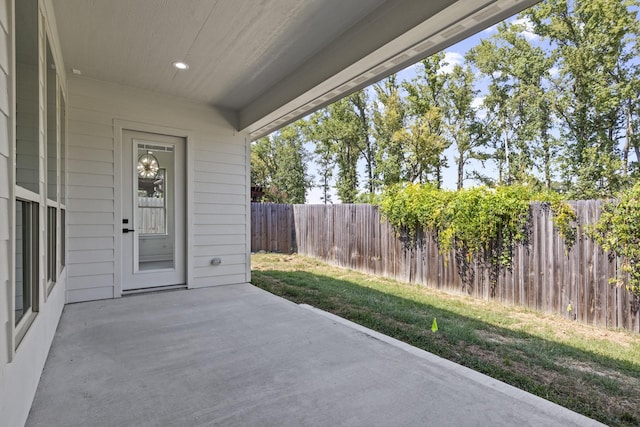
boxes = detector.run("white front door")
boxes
[122,130,185,291]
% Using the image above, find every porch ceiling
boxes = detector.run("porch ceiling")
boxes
[51,0,540,140]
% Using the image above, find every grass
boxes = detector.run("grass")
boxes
[251,253,640,427]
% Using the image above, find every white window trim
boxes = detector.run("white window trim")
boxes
[13,198,40,348]
[45,204,56,295]
[15,186,40,204]
[10,0,43,356]
[58,88,67,278]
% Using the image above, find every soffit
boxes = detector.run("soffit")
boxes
[51,0,541,139]
[52,0,386,109]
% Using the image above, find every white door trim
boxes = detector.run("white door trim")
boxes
[114,119,195,297]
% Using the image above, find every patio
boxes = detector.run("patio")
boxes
[26,283,601,426]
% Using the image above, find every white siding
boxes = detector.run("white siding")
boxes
[67,77,250,302]
[1,2,68,426]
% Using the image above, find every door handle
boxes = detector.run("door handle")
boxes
[122,228,135,233]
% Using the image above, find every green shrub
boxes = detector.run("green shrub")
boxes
[379,184,576,293]
[590,183,640,299]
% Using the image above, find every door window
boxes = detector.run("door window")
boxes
[136,143,175,271]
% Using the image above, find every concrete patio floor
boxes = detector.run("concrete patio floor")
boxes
[27,283,602,426]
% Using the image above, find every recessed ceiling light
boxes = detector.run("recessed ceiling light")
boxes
[172,61,189,70]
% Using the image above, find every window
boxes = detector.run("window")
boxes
[14,200,38,340]
[46,42,57,202]
[59,95,66,272]
[16,0,39,194]
[13,0,67,344]
[47,207,56,284]
[14,0,40,336]
[60,208,66,269]
[137,144,172,235]
[60,94,66,203]
[46,40,57,291]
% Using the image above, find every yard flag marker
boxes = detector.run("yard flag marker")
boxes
[431,317,438,333]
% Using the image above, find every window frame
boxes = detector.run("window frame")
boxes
[45,33,58,295]
[58,89,67,274]
[11,0,42,350]
[43,29,67,296]
[13,196,40,346]
[10,0,67,353]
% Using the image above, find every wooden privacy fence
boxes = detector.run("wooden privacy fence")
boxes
[251,202,640,332]
[251,203,296,254]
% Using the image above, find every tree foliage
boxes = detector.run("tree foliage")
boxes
[468,20,558,188]
[252,0,640,203]
[373,76,406,188]
[401,54,450,186]
[304,91,371,203]
[590,183,640,301]
[525,0,640,198]
[250,125,311,204]
[443,64,488,190]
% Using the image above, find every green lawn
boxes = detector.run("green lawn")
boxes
[252,253,640,427]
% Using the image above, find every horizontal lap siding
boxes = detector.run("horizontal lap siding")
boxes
[66,104,116,301]
[192,138,247,287]
[67,77,248,302]
[66,95,115,301]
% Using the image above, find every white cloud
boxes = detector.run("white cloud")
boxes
[471,96,487,119]
[512,17,539,42]
[438,51,465,75]
[549,66,560,78]
[471,96,485,110]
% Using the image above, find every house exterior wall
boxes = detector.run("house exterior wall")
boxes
[1,1,68,426]
[2,1,251,424]
[66,77,251,303]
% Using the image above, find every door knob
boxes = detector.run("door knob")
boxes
[122,228,135,233]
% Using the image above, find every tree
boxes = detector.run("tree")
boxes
[373,76,406,187]
[329,96,361,203]
[443,64,488,189]
[351,90,377,195]
[468,19,559,189]
[526,0,640,197]
[303,110,335,204]
[393,106,448,184]
[305,91,369,203]
[250,124,311,203]
[403,54,450,186]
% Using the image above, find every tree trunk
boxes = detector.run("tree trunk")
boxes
[457,152,464,190]
[623,103,633,176]
[541,125,552,189]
